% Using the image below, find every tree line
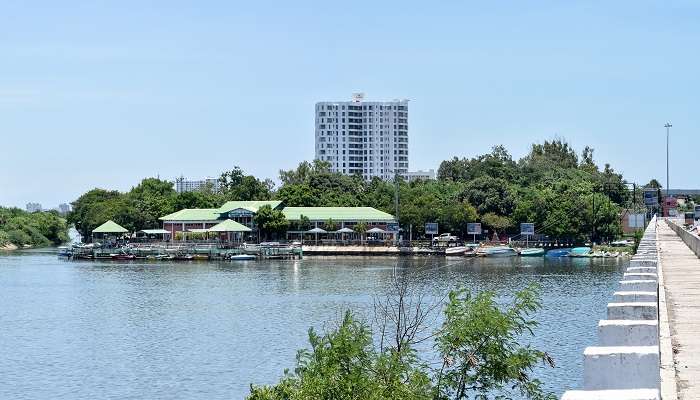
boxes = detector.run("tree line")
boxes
[69,139,652,242]
[0,207,69,248]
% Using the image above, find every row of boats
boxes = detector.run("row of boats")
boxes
[58,246,258,261]
[445,245,624,258]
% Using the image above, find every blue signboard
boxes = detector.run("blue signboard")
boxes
[387,223,400,232]
[467,223,482,235]
[425,223,438,235]
[520,223,535,236]
[643,189,658,206]
[228,208,254,218]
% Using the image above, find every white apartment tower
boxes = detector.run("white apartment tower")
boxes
[315,93,408,180]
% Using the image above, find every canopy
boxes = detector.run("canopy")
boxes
[209,219,252,232]
[92,220,128,234]
[138,229,170,235]
[367,227,386,233]
[307,227,327,234]
[336,227,354,233]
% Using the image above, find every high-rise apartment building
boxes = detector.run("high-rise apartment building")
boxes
[175,176,220,193]
[26,202,42,213]
[315,93,409,180]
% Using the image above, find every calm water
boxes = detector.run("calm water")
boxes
[0,250,626,399]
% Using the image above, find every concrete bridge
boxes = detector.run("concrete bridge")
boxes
[562,216,700,400]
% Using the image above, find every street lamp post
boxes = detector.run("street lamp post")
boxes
[665,122,672,200]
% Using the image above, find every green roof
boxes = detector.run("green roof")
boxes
[92,220,129,233]
[159,208,220,221]
[282,207,395,222]
[218,200,282,214]
[209,219,252,232]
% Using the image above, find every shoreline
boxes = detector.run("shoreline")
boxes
[0,243,19,251]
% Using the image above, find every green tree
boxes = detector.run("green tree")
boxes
[434,285,555,399]
[254,205,289,240]
[247,285,555,400]
[219,167,274,201]
[68,188,123,239]
[324,218,338,231]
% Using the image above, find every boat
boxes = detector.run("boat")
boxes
[57,246,72,257]
[519,248,545,257]
[569,247,592,257]
[445,246,468,256]
[230,254,256,261]
[482,246,517,257]
[610,239,633,247]
[110,253,135,260]
[546,248,572,257]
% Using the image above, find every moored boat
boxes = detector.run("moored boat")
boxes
[569,247,592,257]
[445,246,468,256]
[57,246,72,257]
[546,248,571,257]
[230,254,256,261]
[110,253,135,260]
[482,246,517,257]
[519,248,545,257]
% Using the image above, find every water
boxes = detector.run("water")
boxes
[0,250,626,399]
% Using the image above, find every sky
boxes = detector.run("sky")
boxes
[1,1,698,208]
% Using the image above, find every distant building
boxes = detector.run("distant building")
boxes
[58,203,71,215]
[26,202,42,213]
[175,176,220,193]
[315,93,409,181]
[404,169,436,182]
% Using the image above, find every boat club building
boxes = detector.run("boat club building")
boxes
[160,201,283,237]
[159,201,397,240]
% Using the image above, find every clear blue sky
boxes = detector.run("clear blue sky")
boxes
[1,1,698,208]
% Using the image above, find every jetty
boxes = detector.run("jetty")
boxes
[561,216,700,400]
[69,242,303,261]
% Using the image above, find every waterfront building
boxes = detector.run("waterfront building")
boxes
[404,169,436,182]
[26,202,42,212]
[160,200,283,237]
[175,176,220,193]
[315,93,409,181]
[283,207,396,230]
[159,201,397,239]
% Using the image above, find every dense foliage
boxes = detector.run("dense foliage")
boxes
[68,140,636,242]
[247,284,555,400]
[276,140,631,242]
[68,168,272,240]
[0,207,69,247]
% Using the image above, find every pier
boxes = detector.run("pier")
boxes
[562,217,700,400]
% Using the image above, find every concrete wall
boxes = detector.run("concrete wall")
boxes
[666,219,700,258]
[561,217,661,400]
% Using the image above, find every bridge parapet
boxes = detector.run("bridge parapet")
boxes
[561,217,665,400]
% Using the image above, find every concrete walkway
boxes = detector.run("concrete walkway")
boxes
[658,221,700,399]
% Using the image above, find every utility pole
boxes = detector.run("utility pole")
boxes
[665,122,672,200]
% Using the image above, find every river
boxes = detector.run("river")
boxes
[0,250,626,399]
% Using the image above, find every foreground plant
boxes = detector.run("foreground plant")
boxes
[247,284,555,400]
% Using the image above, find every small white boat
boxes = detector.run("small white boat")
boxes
[482,246,518,257]
[230,254,256,261]
[445,246,468,256]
